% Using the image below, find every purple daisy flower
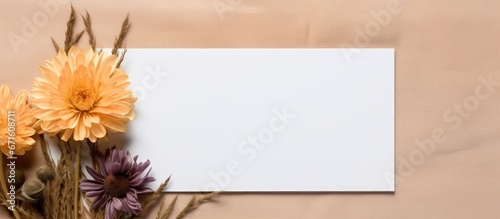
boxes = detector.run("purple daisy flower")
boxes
[80,147,155,219]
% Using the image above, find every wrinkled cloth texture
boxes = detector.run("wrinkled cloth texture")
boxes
[1,0,499,218]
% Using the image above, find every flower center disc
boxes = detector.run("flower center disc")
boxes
[104,175,130,198]
[72,88,95,111]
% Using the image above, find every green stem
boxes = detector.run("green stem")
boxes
[74,141,81,219]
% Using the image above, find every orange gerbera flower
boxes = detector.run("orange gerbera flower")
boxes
[0,84,36,156]
[31,46,136,142]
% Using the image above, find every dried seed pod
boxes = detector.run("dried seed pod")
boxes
[36,165,54,182]
[21,178,45,201]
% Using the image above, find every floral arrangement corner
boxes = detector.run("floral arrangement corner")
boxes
[0,6,220,219]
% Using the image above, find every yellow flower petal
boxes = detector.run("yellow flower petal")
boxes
[0,84,37,156]
[31,46,136,142]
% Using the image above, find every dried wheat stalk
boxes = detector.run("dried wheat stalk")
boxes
[14,204,37,219]
[63,5,76,52]
[116,48,128,68]
[175,192,220,219]
[82,11,96,50]
[156,195,178,219]
[51,37,60,53]
[136,176,171,218]
[42,138,77,219]
[112,15,131,56]
[62,5,85,53]
[39,134,55,173]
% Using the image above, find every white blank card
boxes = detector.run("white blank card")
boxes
[120,49,394,192]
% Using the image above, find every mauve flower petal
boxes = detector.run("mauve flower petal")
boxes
[130,163,151,180]
[112,197,123,211]
[81,147,156,218]
[98,157,107,175]
[144,167,152,177]
[85,190,105,198]
[86,165,104,181]
[135,160,151,173]
[119,201,132,214]
[80,179,104,192]
[111,162,121,174]
[128,176,144,186]
[134,187,154,194]
[105,156,113,175]
[129,175,155,187]
[108,150,115,166]
[112,149,120,164]
[91,193,110,209]
[129,170,143,181]
[128,188,137,196]
[126,192,140,206]
[129,167,153,185]
[105,202,115,219]
[143,176,156,184]
[125,192,142,214]
[120,151,133,174]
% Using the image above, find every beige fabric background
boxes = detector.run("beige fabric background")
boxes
[1,0,500,218]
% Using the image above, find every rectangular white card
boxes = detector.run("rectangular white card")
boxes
[120,49,394,192]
